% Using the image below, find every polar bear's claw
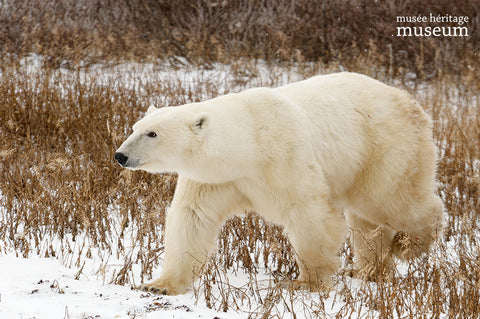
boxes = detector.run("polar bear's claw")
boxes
[137,283,171,295]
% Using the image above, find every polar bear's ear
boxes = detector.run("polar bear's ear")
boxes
[191,113,209,133]
[146,105,158,115]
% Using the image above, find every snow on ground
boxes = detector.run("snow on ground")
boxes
[0,253,249,319]
[0,251,368,318]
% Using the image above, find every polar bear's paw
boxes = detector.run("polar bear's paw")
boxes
[137,279,185,295]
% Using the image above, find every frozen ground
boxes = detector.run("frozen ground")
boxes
[0,254,248,318]
[1,251,373,318]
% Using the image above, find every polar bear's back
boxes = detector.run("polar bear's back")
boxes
[275,72,401,116]
[275,72,435,203]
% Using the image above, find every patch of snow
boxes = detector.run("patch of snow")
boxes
[0,254,247,318]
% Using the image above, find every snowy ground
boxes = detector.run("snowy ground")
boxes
[1,251,371,318]
[0,254,249,318]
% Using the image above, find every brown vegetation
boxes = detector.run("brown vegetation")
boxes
[0,0,479,317]
[1,0,478,78]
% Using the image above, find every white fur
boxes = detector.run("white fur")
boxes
[116,72,443,294]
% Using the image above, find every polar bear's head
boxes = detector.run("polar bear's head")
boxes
[115,95,261,183]
[115,105,209,174]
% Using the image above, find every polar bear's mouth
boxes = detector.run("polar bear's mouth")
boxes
[114,152,142,169]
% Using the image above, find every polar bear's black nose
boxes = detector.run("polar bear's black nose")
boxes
[114,152,128,166]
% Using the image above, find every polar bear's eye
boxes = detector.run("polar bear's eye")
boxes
[147,132,157,138]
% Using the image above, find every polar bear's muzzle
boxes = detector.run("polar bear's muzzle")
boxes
[114,152,141,169]
[114,152,129,166]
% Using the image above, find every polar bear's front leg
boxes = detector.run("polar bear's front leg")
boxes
[140,204,220,295]
[140,177,248,295]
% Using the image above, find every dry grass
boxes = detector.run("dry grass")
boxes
[0,0,479,317]
[1,0,479,79]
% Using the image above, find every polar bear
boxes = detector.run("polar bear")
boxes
[115,72,443,295]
